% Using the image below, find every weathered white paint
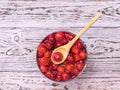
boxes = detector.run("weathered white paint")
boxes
[0,0,120,90]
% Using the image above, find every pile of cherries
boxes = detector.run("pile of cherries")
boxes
[37,31,87,81]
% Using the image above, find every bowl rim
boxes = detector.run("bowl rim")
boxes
[36,31,88,82]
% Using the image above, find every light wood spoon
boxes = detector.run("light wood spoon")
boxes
[51,13,102,64]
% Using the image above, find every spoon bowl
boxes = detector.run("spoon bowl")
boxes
[51,44,69,64]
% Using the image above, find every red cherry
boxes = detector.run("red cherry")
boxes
[62,38,68,45]
[65,63,75,73]
[55,32,64,41]
[52,52,63,62]
[51,63,58,70]
[40,43,46,46]
[37,58,41,65]
[80,51,87,59]
[50,71,57,80]
[71,47,80,54]
[37,52,44,58]
[40,65,48,73]
[43,38,49,43]
[62,72,71,81]
[77,40,83,49]
[76,62,84,71]
[56,41,63,48]
[68,34,75,40]
[65,33,75,41]
[74,54,81,62]
[57,66,65,74]
[44,51,51,58]
[38,57,50,65]
[73,68,80,76]
[66,54,74,63]
[45,71,51,78]
[38,45,47,54]
[46,42,53,49]
[63,60,69,65]
[56,75,62,81]
[48,34,56,42]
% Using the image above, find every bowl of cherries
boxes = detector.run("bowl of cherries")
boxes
[37,31,87,82]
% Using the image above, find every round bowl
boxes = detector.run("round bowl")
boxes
[37,31,87,82]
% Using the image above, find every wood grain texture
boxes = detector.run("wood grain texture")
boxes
[0,1,119,27]
[0,0,120,90]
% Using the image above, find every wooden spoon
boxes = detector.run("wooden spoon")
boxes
[51,13,101,64]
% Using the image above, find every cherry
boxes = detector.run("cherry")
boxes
[76,62,84,71]
[57,66,65,74]
[37,58,41,65]
[74,54,81,62]
[45,71,51,78]
[50,71,57,80]
[62,38,68,45]
[51,63,58,70]
[44,51,51,58]
[48,34,56,42]
[62,72,71,81]
[46,42,53,49]
[43,38,49,43]
[37,52,44,58]
[38,45,47,54]
[55,32,64,41]
[63,61,69,65]
[56,75,62,81]
[38,57,50,66]
[80,51,87,60]
[52,52,63,62]
[40,65,48,73]
[73,68,80,76]
[76,40,83,49]
[65,63,75,73]
[65,33,75,41]
[66,54,74,63]
[56,41,63,48]
[71,47,80,54]
[68,33,75,40]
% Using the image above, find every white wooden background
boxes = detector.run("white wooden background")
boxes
[0,0,120,90]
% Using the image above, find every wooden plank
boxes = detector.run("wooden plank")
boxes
[0,1,119,27]
[10,0,120,1]
[0,72,120,90]
[0,27,120,58]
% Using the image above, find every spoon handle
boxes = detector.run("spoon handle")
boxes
[67,13,102,48]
